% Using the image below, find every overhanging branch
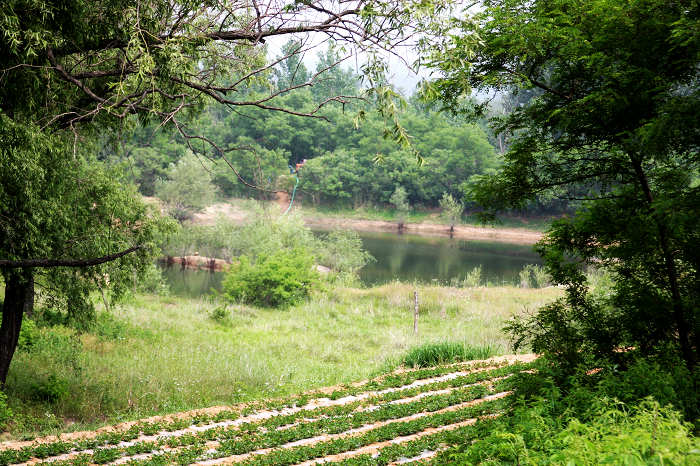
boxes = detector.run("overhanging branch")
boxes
[0,246,142,269]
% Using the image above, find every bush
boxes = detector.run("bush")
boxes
[155,151,217,221]
[135,263,169,295]
[210,304,231,323]
[0,390,12,430]
[222,248,318,307]
[17,318,39,351]
[29,374,70,403]
[519,264,551,288]
[402,342,495,368]
[447,398,698,465]
[314,230,375,275]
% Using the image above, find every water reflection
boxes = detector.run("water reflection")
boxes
[158,231,543,297]
[356,232,541,286]
[158,265,224,298]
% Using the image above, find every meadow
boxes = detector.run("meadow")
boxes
[4,283,561,440]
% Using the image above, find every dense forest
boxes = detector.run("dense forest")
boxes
[104,40,568,216]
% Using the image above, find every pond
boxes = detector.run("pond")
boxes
[356,231,541,286]
[159,230,542,297]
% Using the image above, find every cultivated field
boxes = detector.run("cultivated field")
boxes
[0,355,536,465]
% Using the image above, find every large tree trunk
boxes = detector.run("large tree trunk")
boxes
[0,268,33,385]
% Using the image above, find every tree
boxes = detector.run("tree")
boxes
[0,115,169,383]
[0,0,433,385]
[424,0,700,369]
[439,192,463,235]
[390,185,410,230]
[155,151,217,221]
[274,39,311,92]
[313,42,359,102]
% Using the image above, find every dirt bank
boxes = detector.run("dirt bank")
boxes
[189,201,543,245]
[304,217,543,245]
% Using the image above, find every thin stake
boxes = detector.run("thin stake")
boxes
[413,290,419,335]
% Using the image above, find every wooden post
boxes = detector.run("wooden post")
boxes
[413,290,419,335]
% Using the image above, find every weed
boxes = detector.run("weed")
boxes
[210,305,231,323]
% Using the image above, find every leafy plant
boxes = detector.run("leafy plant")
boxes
[0,390,12,430]
[402,342,494,368]
[30,374,70,403]
[210,305,231,323]
[389,185,410,226]
[155,151,217,222]
[222,248,319,308]
[439,192,463,230]
[17,318,38,351]
[518,264,551,289]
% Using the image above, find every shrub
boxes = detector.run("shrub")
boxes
[17,318,39,351]
[30,374,70,403]
[155,151,217,221]
[135,263,169,295]
[210,305,231,323]
[448,399,698,465]
[519,264,551,288]
[222,248,318,308]
[0,390,12,430]
[390,185,410,225]
[314,230,375,275]
[402,342,495,368]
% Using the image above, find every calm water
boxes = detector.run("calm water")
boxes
[159,231,541,297]
[356,231,541,286]
[159,265,224,298]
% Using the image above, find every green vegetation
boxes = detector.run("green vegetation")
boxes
[2,357,696,465]
[222,248,319,308]
[439,193,464,231]
[2,0,698,460]
[154,152,217,222]
[3,283,560,438]
[437,357,700,464]
[425,0,700,375]
[402,342,495,368]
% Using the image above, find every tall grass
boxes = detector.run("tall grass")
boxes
[401,342,496,368]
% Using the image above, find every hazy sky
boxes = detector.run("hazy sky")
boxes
[265,33,428,96]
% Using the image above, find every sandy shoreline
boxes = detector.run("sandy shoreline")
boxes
[190,201,544,245]
[303,216,543,245]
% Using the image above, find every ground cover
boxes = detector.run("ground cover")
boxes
[3,283,560,439]
[0,357,533,465]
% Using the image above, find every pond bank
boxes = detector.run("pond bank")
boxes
[304,217,543,245]
[190,201,544,245]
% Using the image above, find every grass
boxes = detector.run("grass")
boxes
[401,342,496,368]
[3,282,562,440]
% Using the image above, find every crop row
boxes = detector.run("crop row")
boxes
[39,382,506,466]
[98,397,507,466]
[235,398,508,466]
[0,362,527,465]
[329,422,482,465]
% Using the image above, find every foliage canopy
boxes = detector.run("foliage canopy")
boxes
[424,0,700,369]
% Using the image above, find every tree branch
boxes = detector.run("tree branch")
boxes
[0,246,142,269]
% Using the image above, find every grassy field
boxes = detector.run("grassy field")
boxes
[4,283,561,440]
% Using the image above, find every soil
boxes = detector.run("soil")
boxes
[190,201,543,245]
[0,355,534,453]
